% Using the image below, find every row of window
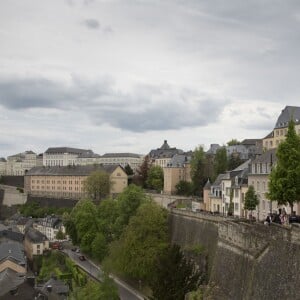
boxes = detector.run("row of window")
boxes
[32,180,82,185]
[32,186,82,191]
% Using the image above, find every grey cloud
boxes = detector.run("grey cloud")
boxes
[84,18,100,29]
[0,76,227,132]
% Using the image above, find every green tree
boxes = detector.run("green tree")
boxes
[71,275,119,300]
[227,139,241,146]
[146,165,164,191]
[268,119,300,213]
[106,201,168,281]
[190,146,206,195]
[83,170,111,201]
[149,244,203,300]
[175,180,193,196]
[227,153,244,171]
[124,164,134,176]
[227,189,234,216]
[56,229,65,240]
[244,185,259,217]
[213,147,227,178]
[133,155,150,187]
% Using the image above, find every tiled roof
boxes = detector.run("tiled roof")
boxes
[37,278,69,296]
[241,139,261,146]
[251,148,277,164]
[0,269,26,297]
[25,164,120,176]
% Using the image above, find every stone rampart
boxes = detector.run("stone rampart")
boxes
[169,209,300,300]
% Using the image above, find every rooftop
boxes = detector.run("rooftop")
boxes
[0,241,25,265]
[101,153,142,158]
[275,106,300,129]
[44,147,90,154]
[25,228,48,243]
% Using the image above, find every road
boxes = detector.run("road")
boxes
[64,249,144,300]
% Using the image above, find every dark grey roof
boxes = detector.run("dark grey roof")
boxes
[0,158,6,162]
[37,216,61,229]
[25,164,120,176]
[167,154,191,167]
[206,144,221,154]
[0,269,26,297]
[0,225,24,243]
[251,148,277,164]
[25,228,48,243]
[25,150,36,155]
[77,151,100,158]
[204,179,211,189]
[37,278,69,296]
[160,140,170,150]
[275,106,300,129]
[264,131,274,139]
[212,174,227,187]
[0,242,25,265]
[101,153,142,158]
[44,147,90,154]
[241,139,261,146]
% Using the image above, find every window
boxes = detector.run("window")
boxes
[235,189,239,197]
[257,181,260,191]
[234,203,239,211]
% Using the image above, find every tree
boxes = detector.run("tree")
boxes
[244,185,259,217]
[227,139,241,146]
[175,180,193,196]
[227,189,234,216]
[124,164,134,176]
[146,165,164,191]
[213,147,227,177]
[83,170,111,201]
[133,155,150,187]
[149,244,203,300]
[106,201,168,281]
[56,229,65,240]
[268,119,300,213]
[190,146,207,195]
[227,153,244,171]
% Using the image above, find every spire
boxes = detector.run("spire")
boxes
[160,140,170,150]
[204,178,211,189]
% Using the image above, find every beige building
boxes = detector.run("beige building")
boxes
[24,228,49,260]
[5,151,37,175]
[263,106,300,150]
[0,158,6,175]
[24,164,128,199]
[163,154,192,195]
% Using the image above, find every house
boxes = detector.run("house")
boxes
[24,228,49,260]
[163,153,192,195]
[203,179,211,211]
[33,216,66,241]
[220,161,250,217]
[207,174,226,214]
[24,164,128,200]
[263,106,300,150]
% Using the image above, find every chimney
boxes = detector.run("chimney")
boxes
[46,285,52,292]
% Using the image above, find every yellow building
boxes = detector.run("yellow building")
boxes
[24,164,128,199]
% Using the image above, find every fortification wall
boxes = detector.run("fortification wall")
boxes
[169,209,300,300]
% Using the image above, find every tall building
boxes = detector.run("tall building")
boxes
[5,151,37,175]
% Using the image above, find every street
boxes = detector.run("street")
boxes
[64,249,144,300]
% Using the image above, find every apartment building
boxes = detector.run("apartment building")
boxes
[24,228,49,260]
[33,216,66,241]
[0,158,6,175]
[24,164,128,199]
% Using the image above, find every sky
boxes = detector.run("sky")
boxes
[1,0,300,157]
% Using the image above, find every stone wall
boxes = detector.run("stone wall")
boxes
[169,209,300,300]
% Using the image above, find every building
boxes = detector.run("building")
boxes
[0,158,6,175]
[163,154,192,195]
[149,140,184,168]
[24,228,49,260]
[263,106,300,150]
[203,179,211,211]
[33,216,66,241]
[0,241,26,274]
[24,164,128,199]
[75,151,101,166]
[43,147,92,167]
[5,151,37,176]
[219,161,250,217]
[36,277,69,299]
[208,174,226,213]
[97,153,143,173]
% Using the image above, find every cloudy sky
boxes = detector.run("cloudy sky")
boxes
[1,0,300,157]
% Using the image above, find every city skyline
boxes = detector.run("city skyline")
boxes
[1,0,300,157]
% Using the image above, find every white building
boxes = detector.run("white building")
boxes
[33,216,66,241]
[0,158,6,175]
[98,153,143,172]
[43,147,92,167]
